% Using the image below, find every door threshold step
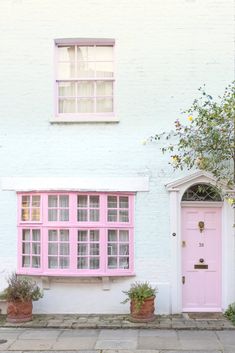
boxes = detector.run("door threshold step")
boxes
[185,312,224,320]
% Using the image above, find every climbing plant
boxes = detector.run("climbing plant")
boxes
[151,82,235,202]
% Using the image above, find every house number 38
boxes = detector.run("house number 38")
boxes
[199,243,204,247]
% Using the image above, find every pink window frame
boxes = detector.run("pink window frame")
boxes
[18,194,42,224]
[54,38,115,120]
[17,192,134,277]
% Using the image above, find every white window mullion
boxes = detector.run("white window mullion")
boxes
[94,45,97,113]
[75,45,78,113]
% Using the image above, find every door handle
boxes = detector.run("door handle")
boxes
[182,276,185,284]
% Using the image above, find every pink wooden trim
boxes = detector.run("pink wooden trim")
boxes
[17,192,134,277]
[18,193,42,224]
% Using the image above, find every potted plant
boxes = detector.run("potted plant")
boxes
[122,281,157,322]
[0,273,43,323]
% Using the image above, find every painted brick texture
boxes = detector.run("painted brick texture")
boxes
[0,0,234,313]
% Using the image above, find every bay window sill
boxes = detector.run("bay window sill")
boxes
[50,115,119,123]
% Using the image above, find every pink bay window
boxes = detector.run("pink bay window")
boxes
[17,192,134,276]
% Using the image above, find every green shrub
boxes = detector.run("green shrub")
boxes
[225,303,235,325]
[0,273,43,302]
[122,281,157,312]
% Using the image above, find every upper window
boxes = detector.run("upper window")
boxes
[17,192,134,277]
[54,39,117,123]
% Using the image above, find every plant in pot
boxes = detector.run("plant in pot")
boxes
[122,281,157,322]
[0,273,43,323]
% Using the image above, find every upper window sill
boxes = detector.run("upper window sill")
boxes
[50,115,119,124]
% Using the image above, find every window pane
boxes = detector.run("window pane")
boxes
[108,244,117,255]
[77,46,95,61]
[22,256,30,267]
[48,196,57,207]
[59,257,69,269]
[32,243,40,255]
[77,62,95,78]
[21,209,30,221]
[48,209,57,221]
[90,230,99,241]
[32,256,40,268]
[49,230,58,241]
[32,208,40,221]
[60,243,69,256]
[32,196,40,207]
[77,195,87,207]
[58,82,76,97]
[108,257,117,269]
[48,257,58,269]
[77,209,87,221]
[119,244,129,255]
[22,229,30,241]
[22,196,30,207]
[96,46,113,61]
[77,81,94,96]
[22,243,30,254]
[77,98,94,113]
[60,209,69,221]
[77,244,88,255]
[59,195,69,207]
[90,258,99,269]
[89,196,99,208]
[108,230,117,241]
[108,196,117,208]
[59,98,76,113]
[78,230,87,241]
[90,244,99,256]
[90,209,99,222]
[58,46,75,61]
[32,229,40,241]
[108,210,117,222]
[57,62,75,79]
[77,257,88,269]
[119,210,129,222]
[119,196,129,208]
[48,243,58,255]
[119,230,129,242]
[96,81,113,96]
[96,62,113,78]
[119,257,129,269]
[97,97,113,113]
[60,230,69,241]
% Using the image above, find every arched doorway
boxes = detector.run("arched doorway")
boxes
[181,183,222,312]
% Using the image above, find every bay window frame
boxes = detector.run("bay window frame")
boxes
[17,192,134,277]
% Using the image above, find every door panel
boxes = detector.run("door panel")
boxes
[182,207,221,311]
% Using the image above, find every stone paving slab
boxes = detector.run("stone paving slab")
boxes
[53,336,97,350]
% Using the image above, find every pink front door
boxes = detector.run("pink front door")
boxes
[182,207,221,312]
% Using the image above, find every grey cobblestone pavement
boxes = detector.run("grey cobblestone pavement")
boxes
[0,314,235,352]
[0,313,234,330]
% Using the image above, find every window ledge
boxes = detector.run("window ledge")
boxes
[50,116,119,123]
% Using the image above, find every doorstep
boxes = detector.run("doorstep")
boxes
[0,313,234,330]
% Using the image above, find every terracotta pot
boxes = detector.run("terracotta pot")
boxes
[7,300,33,323]
[130,296,155,322]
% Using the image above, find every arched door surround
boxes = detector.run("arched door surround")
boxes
[166,171,234,314]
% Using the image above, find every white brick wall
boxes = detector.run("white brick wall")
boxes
[0,0,234,314]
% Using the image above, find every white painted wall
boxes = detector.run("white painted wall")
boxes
[0,0,234,314]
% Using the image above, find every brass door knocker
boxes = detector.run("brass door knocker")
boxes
[198,221,205,233]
